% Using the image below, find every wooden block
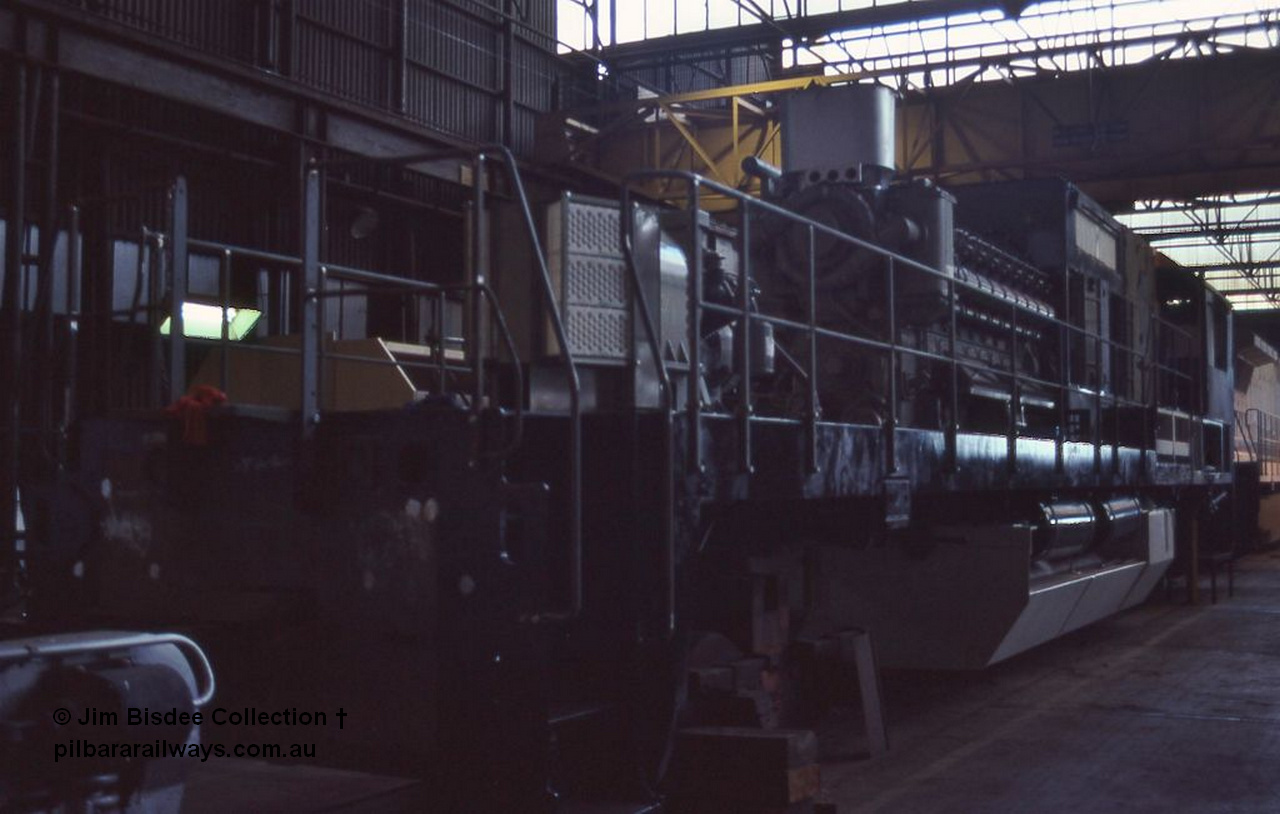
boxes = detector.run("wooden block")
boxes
[787,764,822,803]
[670,727,820,808]
[832,629,865,664]
[792,636,839,662]
[688,666,735,694]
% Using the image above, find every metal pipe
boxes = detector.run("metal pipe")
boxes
[305,350,466,370]
[1057,321,1067,473]
[476,283,524,459]
[311,281,437,298]
[491,145,582,621]
[62,205,79,444]
[470,155,487,415]
[687,185,703,473]
[1008,299,1018,473]
[699,301,1144,401]
[314,147,479,170]
[218,249,231,394]
[318,266,329,406]
[947,271,958,471]
[435,291,447,394]
[323,263,441,290]
[141,229,161,407]
[624,170,940,278]
[188,240,299,267]
[1112,343,1121,474]
[34,69,59,463]
[740,155,782,182]
[806,224,818,473]
[1,61,26,598]
[619,187,675,636]
[738,207,753,474]
[0,632,216,708]
[300,168,321,434]
[166,178,188,405]
[886,257,897,475]
[1094,305,1103,474]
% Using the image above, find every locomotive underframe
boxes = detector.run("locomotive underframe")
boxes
[67,401,1227,793]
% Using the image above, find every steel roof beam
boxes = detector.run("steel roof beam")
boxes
[601,1,1004,61]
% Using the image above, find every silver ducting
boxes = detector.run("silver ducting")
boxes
[781,84,896,184]
[1098,496,1144,545]
[1035,500,1096,559]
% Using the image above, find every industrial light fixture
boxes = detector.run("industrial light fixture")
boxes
[159,301,262,341]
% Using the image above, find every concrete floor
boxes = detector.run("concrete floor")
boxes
[820,550,1280,814]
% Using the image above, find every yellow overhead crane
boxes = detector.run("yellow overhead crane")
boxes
[541,45,1280,211]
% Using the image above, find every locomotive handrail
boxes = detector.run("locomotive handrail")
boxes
[313,272,527,459]
[1245,407,1280,482]
[1237,410,1258,463]
[164,177,530,461]
[478,149,582,620]
[317,146,584,621]
[621,169,1211,479]
[621,174,1197,363]
[0,631,217,708]
[183,237,522,438]
[617,191,678,637]
[619,172,1202,357]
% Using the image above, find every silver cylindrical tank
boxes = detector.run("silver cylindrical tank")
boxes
[1035,500,1097,560]
[1098,496,1144,544]
[780,84,896,180]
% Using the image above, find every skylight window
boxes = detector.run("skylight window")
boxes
[559,1,1280,93]
[1117,193,1280,312]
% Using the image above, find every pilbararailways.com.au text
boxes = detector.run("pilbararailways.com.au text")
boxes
[55,740,318,762]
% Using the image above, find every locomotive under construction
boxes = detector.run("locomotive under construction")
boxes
[2,84,1242,809]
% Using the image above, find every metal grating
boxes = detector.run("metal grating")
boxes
[565,308,630,360]
[564,202,621,255]
[556,198,631,361]
[55,0,578,153]
[565,256,628,306]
